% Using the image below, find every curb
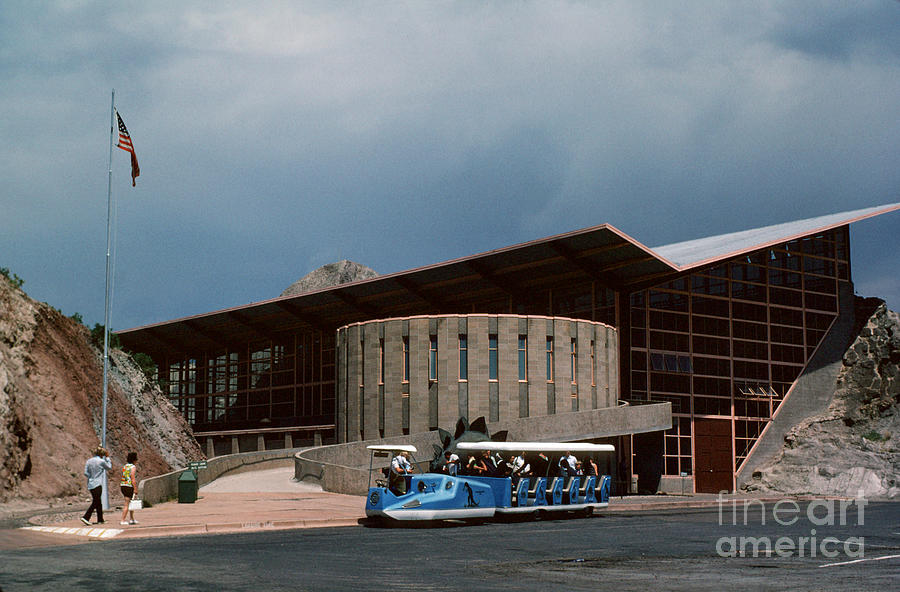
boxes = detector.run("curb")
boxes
[106,518,362,539]
[19,518,362,541]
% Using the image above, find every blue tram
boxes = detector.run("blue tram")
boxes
[365,441,614,523]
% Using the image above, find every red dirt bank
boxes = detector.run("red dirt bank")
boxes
[0,274,202,507]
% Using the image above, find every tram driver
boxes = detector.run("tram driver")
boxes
[390,451,415,495]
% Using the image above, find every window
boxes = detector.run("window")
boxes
[570,338,577,384]
[359,340,365,387]
[378,339,384,385]
[546,337,554,382]
[429,335,438,381]
[650,351,692,374]
[590,340,596,386]
[459,335,468,380]
[489,334,498,381]
[518,335,527,381]
[402,336,410,383]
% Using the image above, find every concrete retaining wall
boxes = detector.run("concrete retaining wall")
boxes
[294,432,442,496]
[295,403,671,495]
[658,474,694,495]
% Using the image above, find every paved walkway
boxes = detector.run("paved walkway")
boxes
[11,468,830,545]
[19,468,363,542]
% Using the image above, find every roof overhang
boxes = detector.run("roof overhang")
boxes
[117,202,900,358]
[117,223,677,357]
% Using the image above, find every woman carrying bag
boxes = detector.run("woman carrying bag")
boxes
[119,452,140,525]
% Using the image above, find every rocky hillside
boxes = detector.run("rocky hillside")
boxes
[0,274,203,504]
[281,260,378,297]
[745,299,899,498]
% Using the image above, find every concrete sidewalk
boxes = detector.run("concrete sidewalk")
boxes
[21,468,364,541]
[17,468,824,542]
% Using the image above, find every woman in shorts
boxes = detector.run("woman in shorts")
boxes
[119,452,139,525]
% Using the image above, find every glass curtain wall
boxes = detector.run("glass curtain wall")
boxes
[163,330,336,431]
[627,228,848,479]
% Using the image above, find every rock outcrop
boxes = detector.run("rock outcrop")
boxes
[745,299,899,499]
[281,260,378,297]
[0,274,203,504]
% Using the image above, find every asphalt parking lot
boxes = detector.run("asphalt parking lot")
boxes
[1,498,897,591]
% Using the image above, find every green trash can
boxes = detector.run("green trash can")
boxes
[178,469,198,503]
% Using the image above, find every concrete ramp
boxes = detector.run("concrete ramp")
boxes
[201,467,323,493]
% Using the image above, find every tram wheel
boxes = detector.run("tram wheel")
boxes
[581,506,593,518]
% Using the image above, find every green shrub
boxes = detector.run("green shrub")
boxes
[90,323,121,350]
[132,352,158,382]
[0,267,25,289]
[862,430,888,442]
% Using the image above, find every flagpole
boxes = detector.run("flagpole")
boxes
[101,88,115,511]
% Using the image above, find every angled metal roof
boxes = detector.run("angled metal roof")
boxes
[654,202,900,270]
[117,202,900,357]
[117,224,677,355]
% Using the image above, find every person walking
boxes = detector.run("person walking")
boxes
[81,446,111,525]
[119,452,139,525]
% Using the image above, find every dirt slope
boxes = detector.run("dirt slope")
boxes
[0,274,203,505]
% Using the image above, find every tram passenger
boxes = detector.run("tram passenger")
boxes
[558,451,578,477]
[584,457,599,476]
[486,450,503,476]
[508,452,530,484]
[508,453,524,475]
[471,451,492,476]
[465,455,479,475]
[442,450,459,476]
[390,451,414,495]
[532,453,550,477]
[517,455,533,477]
[574,461,584,476]
[491,451,506,475]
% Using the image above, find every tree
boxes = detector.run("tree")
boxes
[90,323,121,350]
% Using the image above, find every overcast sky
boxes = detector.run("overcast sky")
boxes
[2,1,898,332]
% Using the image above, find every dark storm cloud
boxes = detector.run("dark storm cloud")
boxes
[768,2,900,60]
[1,1,898,330]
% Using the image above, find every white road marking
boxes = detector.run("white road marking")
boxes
[22,525,123,539]
[819,554,900,568]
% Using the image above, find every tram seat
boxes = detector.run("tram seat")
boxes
[594,475,611,503]
[580,476,597,503]
[528,477,548,506]
[546,477,563,505]
[563,477,580,505]
[512,478,530,507]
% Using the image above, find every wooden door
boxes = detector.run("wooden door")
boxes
[693,418,733,493]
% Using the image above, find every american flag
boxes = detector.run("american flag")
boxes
[116,111,140,186]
